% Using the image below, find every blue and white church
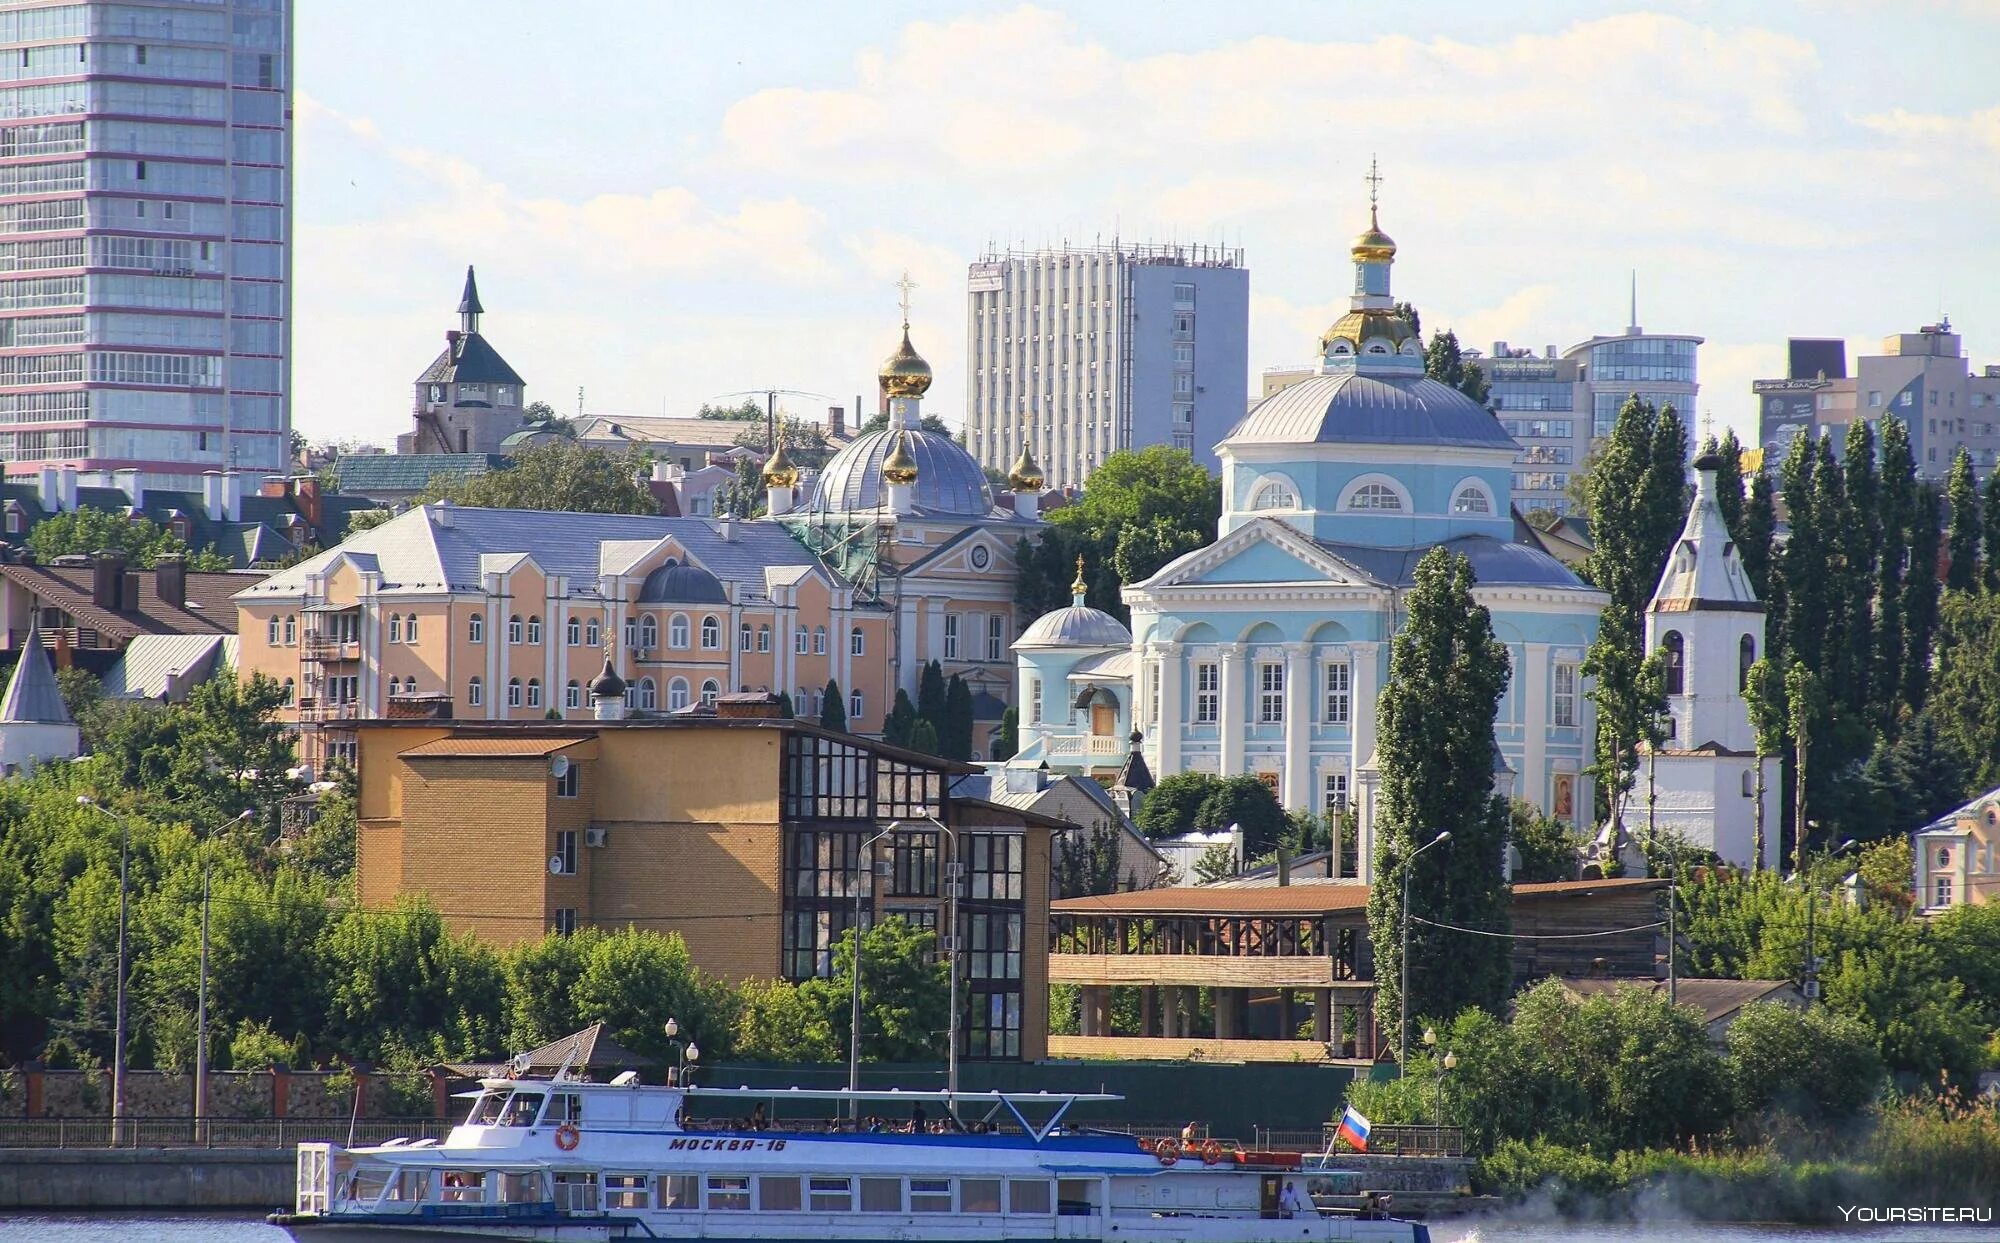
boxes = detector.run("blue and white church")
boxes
[1013,200,1607,881]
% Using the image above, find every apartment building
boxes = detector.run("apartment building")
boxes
[0,0,293,485]
[964,242,1248,491]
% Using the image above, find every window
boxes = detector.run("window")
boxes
[1027,675,1041,725]
[657,1175,699,1209]
[909,1179,952,1213]
[565,680,581,710]
[1148,663,1161,725]
[1452,484,1492,514]
[281,677,294,705]
[467,677,483,706]
[760,625,773,653]
[405,615,418,644]
[554,830,577,874]
[266,617,279,644]
[527,679,543,708]
[1741,769,1754,798]
[808,1178,852,1212]
[812,625,826,654]
[1258,662,1284,724]
[757,1177,800,1211]
[507,615,523,644]
[1324,771,1349,813]
[1348,482,1402,511]
[850,690,863,720]
[740,623,752,651]
[553,908,577,936]
[706,1176,751,1211]
[526,616,542,644]
[860,1179,902,1213]
[586,618,601,646]
[1009,1180,1053,1214]
[507,678,522,707]
[701,615,721,650]
[662,614,681,649]
[387,614,402,643]
[1937,848,1951,867]
[1195,662,1219,724]
[1252,481,1296,510]
[850,626,864,657]
[986,615,1004,662]
[283,615,296,645]
[960,1179,1002,1214]
[1739,634,1755,692]
[604,1175,647,1211]
[1324,661,1350,724]
[891,832,939,897]
[944,614,960,659]
[1553,663,1578,728]
[795,627,808,654]
[666,678,685,711]
[1935,875,1953,907]
[700,679,719,707]
[567,617,581,646]
[1661,631,1685,696]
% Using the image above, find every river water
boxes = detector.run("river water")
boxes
[0,1216,1994,1242]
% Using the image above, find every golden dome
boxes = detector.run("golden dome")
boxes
[761,437,799,488]
[1007,443,1044,492]
[1321,307,1420,356]
[1351,205,1396,264]
[879,327,934,399]
[881,431,920,485]
[1071,555,1088,597]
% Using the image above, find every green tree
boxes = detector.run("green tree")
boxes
[1508,799,1578,884]
[819,679,845,731]
[773,689,794,720]
[1929,588,2000,791]
[905,718,940,758]
[1902,485,1944,710]
[882,688,919,748]
[1423,328,1490,404]
[416,441,660,515]
[1709,427,1746,546]
[1367,549,1514,1045]
[317,897,505,1062]
[1783,662,1822,869]
[858,410,952,437]
[93,671,301,834]
[1018,446,1219,623]
[1741,658,1786,873]
[501,929,598,1050]
[27,507,229,570]
[698,399,763,421]
[1192,841,1239,884]
[1945,447,1982,592]
[731,977,839,1062]
[1192,775,1288,859]
[1133,772,1221,838]
[1724,1001,1884,1124]
[917,661,947,728]
[940,675,974,762]
[732,416,832,470]
[1740,465,1778,603]
[1054,822,1126,899]
[1839,417,1881,720]
[810,919,948,1063]
[568,926,739,1063]
[1855,710,1971,839]
[1983,467,2000,594]
[1775,433,1825,671]
[1874,416,1917,713]
[991,707,1018,762]
[344,509,393,538]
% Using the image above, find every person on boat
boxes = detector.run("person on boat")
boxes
[749,1102,768,1131]
[1181,1120,1200,1144]
[1280,1181,1308,1218]
[909,1102,927,1133]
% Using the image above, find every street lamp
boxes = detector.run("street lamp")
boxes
[1420,1028,1456,1125]
[76,796,131,1135]
[1398,830,1451,1068]
[196,809,256,1136]
[848,822,901,1106]
[662,1017,700,1086]
[1801,837,1858,1003]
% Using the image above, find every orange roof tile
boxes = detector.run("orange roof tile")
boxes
[400,736,589,759]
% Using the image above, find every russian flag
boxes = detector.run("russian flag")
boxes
[1337,1105,1370,1152]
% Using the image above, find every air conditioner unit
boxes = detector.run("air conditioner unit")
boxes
[584,827,610,849]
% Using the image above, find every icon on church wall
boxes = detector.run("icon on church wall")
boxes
[1553,774,1575,822]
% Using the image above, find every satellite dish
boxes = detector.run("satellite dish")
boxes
[548,855,564,875]
[551,755,571,779]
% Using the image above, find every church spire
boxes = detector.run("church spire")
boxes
[458,265,483,335]
[1650,452,1760,611]
[1317,157,1420,373]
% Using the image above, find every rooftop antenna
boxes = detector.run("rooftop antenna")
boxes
[577,386,585,419]
[1628,270,1640,336]
[715,387,832,452]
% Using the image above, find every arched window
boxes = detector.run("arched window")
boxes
[468,614,483,643]
[1251,481,1297,510]
[1741,770,1754,798]
[527,679,543,708]
[668,614,689,648]
[851,626,865,657]
[387,614,402,643]
[1738,634,1755,692]
[640,677,659,710]
[283,615,296,645]
[507,677,523,707]
[565,680,581,709]
[700,679,719,707]
[526,616,542,644]
[1661,631,1685,696]
[1937,848,1951,867]
[1452,485,1492,514]
[700,615,721,650]
[758,625,771,652]
[739,623,753,651]
[267,617,279,644]
[281,677,295,705]
[1348,482,1402,511]
[405,614,418,644]
[567,617,581,646]
[507,614,523,644]
[467,677,482,706]
[641,614,660,649]
[666,678,687,711]
[812,625,826,654]
[585,618,601,646]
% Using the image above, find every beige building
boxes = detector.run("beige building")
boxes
[1914,786,2000,913]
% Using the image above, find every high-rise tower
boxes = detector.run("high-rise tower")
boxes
[0,0,294,486]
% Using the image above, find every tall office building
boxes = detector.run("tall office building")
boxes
[964,242,1248,492]
[0,0,291,488]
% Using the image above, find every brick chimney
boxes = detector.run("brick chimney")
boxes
[294,474,322,530]
[826,405,845,438]
[155,552,186,609]
[92,549,128,611]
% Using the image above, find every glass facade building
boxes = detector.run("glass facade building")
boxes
[0,0,290,486]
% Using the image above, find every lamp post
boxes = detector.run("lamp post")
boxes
[1398,830,1451,1068]
[1801,836,1858,1004]
[76,796,131,1135]
[196,809,256,1136]
[661,1017,700,1086]
[848,823,901,1108]
[1421,1028,1456,1125]
[920,815,962,1099]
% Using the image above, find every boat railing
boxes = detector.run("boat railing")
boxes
[0,1116,448,1150]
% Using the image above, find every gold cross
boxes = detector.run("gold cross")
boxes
[895,270,917,329]
[1365,155,1383,208]
[1701,410,1715,441]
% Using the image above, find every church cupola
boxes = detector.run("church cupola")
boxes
[458,264,484,336]
[1318,157,1422,375]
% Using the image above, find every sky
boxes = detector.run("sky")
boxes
[293,1,2000,451]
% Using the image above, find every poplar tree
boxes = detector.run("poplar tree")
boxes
[1712,427,1746,543]
[1903,486,1944,711]
[1777,434,1825,671]
[1811,435,1860,707]
[1742,658,1787,874]
[940,676,975,762]
[1366,549,1514,1043]
[1741,467,1779,605]
[1840,418,1881,719]
[1983,469,2000,594]
[1945,448,1981,593]
[1875,416,1917,715]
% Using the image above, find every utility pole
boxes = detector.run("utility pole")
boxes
[196,810,253,1135]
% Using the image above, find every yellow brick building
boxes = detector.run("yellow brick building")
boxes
[355,711,1058,1061]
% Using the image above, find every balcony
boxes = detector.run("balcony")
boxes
[1046,733,1128,758]
[301,636,359,662]
[295,699,358,723]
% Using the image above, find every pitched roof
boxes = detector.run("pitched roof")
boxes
[1555,977,1803,1027]
[417,332,524,387]
[458,265,484,317]
[334,454,509,497]
[100,633,235,700]
[0,620,69,724]
[438,1020,657,1079]
[0,481,375,570]
[400,735,588,759]
[1314,533,1592,591]
[1650,458,1761,612]
[0,563,255,642]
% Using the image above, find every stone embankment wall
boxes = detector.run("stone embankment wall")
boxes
[0,1149,293,1209]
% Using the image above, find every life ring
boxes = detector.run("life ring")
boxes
[554,1123,580,1151]
[1154,1138,1181,1166]
[1200,1138,1224,1165]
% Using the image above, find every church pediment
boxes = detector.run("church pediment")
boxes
[1134,518,1377,591]
[904,527,1017,579]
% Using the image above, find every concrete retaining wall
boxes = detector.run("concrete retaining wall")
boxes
[0,1149,293,1210]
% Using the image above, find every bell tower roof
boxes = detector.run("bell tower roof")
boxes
[1650,452,1762,613]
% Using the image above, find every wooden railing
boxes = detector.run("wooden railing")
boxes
[0,1116,447,1149]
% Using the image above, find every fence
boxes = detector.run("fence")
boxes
[0,1116,447,1150]
[1322,1122,1463,1157]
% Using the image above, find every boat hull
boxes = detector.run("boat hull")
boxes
[270,1212,1429,1243]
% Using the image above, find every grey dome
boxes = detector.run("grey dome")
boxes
[639,559,727,604]
[1016,605,1132,650]
[809,428,995,518]
[1223,372,1515,451]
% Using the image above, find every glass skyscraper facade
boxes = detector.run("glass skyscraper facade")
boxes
[0,0,289,486]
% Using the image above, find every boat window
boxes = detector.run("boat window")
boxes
[470,1092,506,1125]
[343,1166,391,1204]
[552,1173,598,1213]
[758,1176,801,1211]
[385,1170,430,1202]
[500,1092,545,1126]
[1057,1178,1097,1216]
[549,1093,581,1122]
[809,1176,853,1212]
[706,1175,752,1211]
[910,1178,952,1213]
[604,1174,648,1210]
[439,1171,485,1204]
[1009,1180,1053,1214]
[493,1172,543,1204]
[657,1174,700,1209]
[860,1177,903,1213]
[961,1178,1002,1214]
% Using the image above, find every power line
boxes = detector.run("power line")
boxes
[1410,914,1666,941]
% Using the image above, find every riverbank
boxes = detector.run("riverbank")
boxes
[0,1150,291,1210]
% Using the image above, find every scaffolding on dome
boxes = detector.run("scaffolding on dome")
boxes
[782,511,895,608]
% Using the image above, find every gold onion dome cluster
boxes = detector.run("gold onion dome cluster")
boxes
[881,432,920,485]
[878,327,933,398]
[760,438,799,488]
[1008,443,1044,492]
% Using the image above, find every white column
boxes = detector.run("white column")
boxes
[926,598,947,662]
[1282,641,1312,809]
[1523,642,1549,810]
[1155,642,1182,775]
[483,586,502,722]
[897,596,921,696]
[545,581,562,715]
[1219,642,1246,777]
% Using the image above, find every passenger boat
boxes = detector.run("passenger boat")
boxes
[270,1067,1428,1242]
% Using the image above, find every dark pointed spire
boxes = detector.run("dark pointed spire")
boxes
[0,617,71,725]
[458,265,483,334]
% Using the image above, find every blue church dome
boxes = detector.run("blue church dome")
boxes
[639,559,727,604]
[1016,604,1132,650]
[809,428,994,518]
[1223,372,1515,451]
